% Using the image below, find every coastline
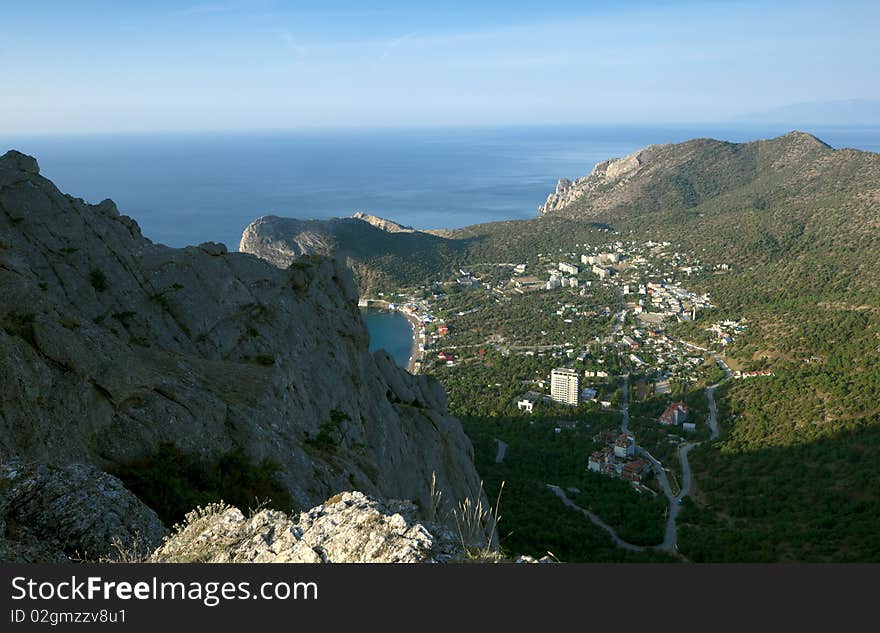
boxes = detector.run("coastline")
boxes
[359,299,424,373]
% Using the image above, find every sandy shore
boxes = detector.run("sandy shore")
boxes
[400,309,423,373]
[359,299,423,373]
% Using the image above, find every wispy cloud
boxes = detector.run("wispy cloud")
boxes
[379,31,419,60]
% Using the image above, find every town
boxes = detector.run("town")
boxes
[358,234,777,530]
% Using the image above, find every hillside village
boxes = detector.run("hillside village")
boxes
[368,236,748,396]
[360,235,765,499]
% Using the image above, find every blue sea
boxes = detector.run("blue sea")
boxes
[5,123,880,368]
[360,309,415,369]
[4,124,879,252]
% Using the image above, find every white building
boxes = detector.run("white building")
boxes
[558,262,579,275]
[592,264,611,279]
[550,368,580,406]
[517,391,541,413]
[614,434,636,458]
[517,398,534,413]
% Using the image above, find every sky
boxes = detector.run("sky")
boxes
[2,0,879,134]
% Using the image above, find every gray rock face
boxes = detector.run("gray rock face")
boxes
[0,150,483,526]
[150,492,463,563]
[0,462,166,562]
[538,150,644,214]
[351,211,416,233]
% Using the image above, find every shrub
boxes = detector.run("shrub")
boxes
[114,443,293,527]
[89,269,108,292]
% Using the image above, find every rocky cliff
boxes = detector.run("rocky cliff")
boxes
[0,150,483,548]
[538,150,644,214]
[239,213,461,291]
[351,211,417,234]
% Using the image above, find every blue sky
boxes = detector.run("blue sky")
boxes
[2,0,878,133]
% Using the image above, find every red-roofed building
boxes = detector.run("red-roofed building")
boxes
[621,458,652,483]
[659,401,689,426]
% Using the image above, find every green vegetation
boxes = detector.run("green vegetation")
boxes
[114,443,293,527]
[240,353,275,367]
[1,312,36,346]
[463,417,673,561]
[304,409,351,454]
[419,135,880,561]
[89,268,108,292]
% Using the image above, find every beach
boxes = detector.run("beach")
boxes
[359,299,424,373]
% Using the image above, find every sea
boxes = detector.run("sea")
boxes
[360,309,415,369]
[4,123,880,367]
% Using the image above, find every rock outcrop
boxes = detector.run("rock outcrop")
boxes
[351,211,416,234]
[538,150,644,214]
[150,492,463,563]
[0,462,166,562]
[0,151,483,538]
[238,213,435,269]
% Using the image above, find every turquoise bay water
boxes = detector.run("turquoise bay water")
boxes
[360,309,414,368]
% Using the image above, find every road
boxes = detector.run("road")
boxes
[547,485,646,552]
[550,379,724,555]
[636,446,679,551]
[652,383,721,551]
[611,309,627,336]
[620,373,630,433]
[495,439,508,464]
[706,384,720,440]
[676,338,733,379]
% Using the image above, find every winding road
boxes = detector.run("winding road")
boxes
[549,379,723,555]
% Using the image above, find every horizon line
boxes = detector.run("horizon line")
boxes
[4,120,880,140]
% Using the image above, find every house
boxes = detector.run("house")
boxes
[602,461,622,477]
[588,451,604,472]
[592,264,611,279]
[436,352,456,364]
[621,458,652,483]
[437,324,449,336]
[580,387,598,402]
[682,421,696,432]
[516,391,541,413]
[659,401,689,425]
[514,275,543,289]
[614,434,636,458]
